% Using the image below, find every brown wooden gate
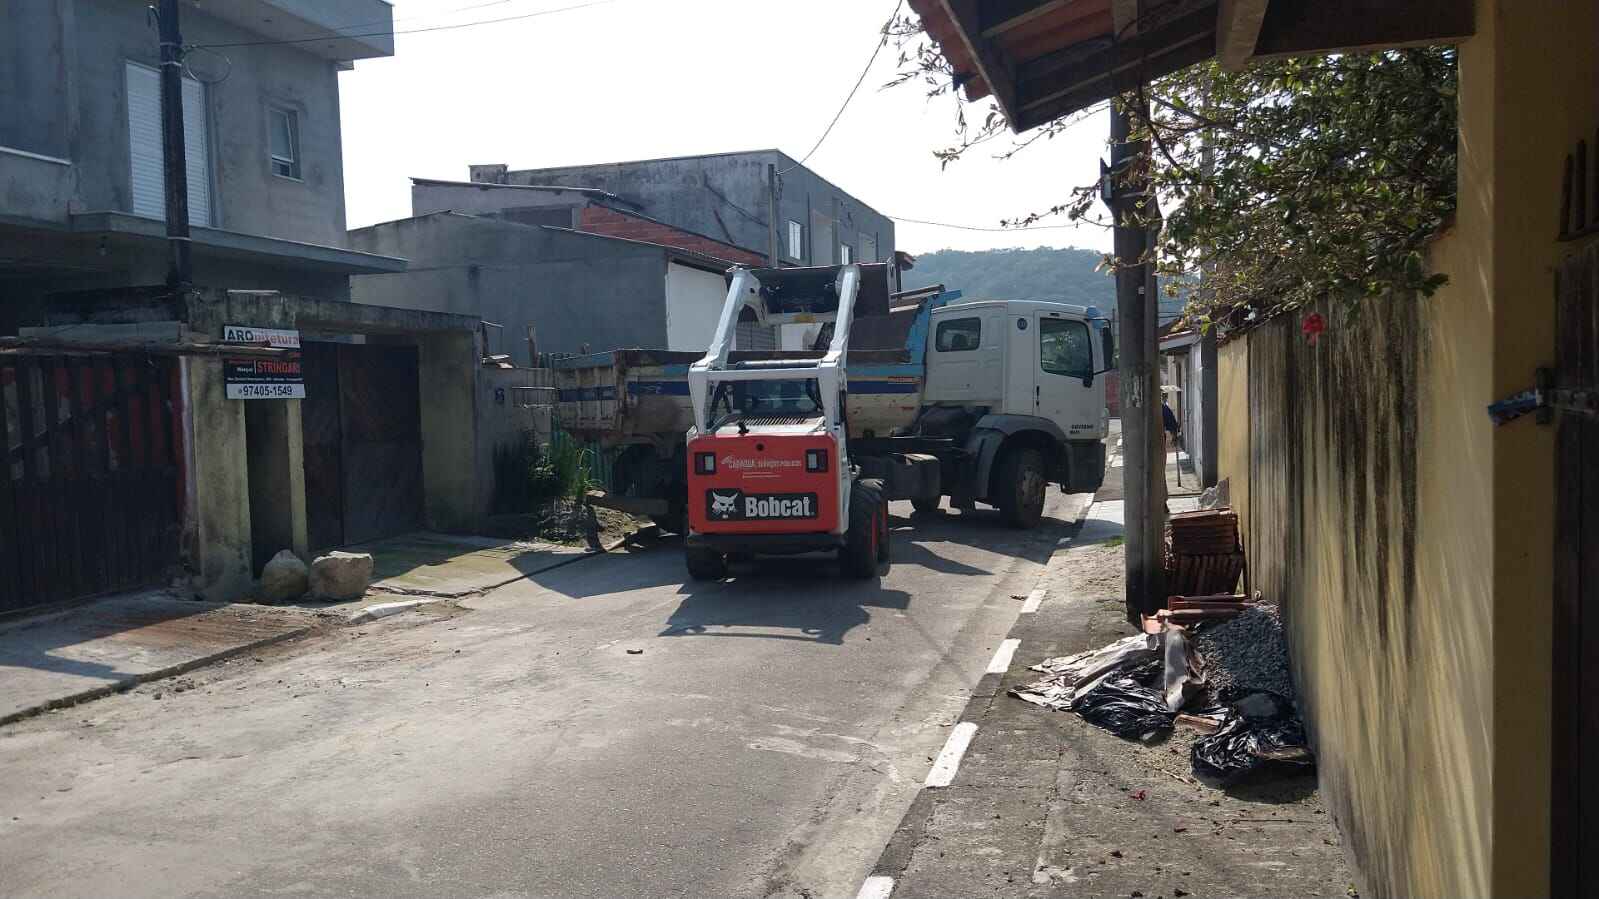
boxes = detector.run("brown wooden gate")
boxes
[300,342,424,551]
[0,352,182,614]
[1552,237,1599,895]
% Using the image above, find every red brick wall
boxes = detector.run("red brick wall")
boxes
[1104,370,1121,417]
[577,206,765,267]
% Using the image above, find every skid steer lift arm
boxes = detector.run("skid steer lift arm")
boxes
[687,264,862,437]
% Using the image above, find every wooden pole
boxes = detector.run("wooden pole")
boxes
[1112,94,1166,621]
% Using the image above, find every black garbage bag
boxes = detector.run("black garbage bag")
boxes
[1071,674,1175,741]
[1191,690,1315,782]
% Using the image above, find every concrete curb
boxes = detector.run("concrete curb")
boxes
[859,489,1102,893]
[0,623,313,728]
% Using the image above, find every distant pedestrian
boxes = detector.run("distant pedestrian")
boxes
[1162,393,1181,447]
[1162,391,1184,487]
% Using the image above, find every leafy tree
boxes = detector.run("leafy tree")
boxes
[889,16,1458,329]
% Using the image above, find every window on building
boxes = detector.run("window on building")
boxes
[786,220,804,260]
[935,317,981,352]
[125,61,210,225]
[839,243,852,264]
[268,107,301,179]
[811,211,835,265]
[1039,318,1092,378]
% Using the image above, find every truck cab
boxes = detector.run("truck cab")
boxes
[923,299,1111,444]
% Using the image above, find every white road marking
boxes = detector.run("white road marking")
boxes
[925,721,978,788]
[986,638,1020,674]
[856,875,896,899]
[1020,589,1044,613]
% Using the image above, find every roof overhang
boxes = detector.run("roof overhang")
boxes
[193,0,396,61]
[908,0,1473,133]
[68,212,407,275]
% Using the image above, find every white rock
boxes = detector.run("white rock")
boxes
[259,550,309,602]
[310,551,375,601]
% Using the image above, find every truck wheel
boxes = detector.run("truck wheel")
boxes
[911,495,942,516]
[841,479,885,579]
[685,546,728,581]
[995,447,1047,529]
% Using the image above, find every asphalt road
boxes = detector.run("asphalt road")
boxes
[0,492,1087,899]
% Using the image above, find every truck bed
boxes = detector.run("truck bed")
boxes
[548,347,925,443]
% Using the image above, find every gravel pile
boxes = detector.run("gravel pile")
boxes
[1194,605,1296,700]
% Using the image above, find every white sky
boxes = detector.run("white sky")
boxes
[338,0,1115,255]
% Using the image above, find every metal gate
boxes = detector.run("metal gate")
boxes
[0,352,182,613]
[1553,237,1599,895]
[301,342,424,551]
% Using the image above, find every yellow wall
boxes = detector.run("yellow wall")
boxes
[1207,1,1595,890]
[1483,2,1596,892]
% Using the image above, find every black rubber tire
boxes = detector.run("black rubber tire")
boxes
[685,546,728,581]
[841,479,884,579]
[910,495,942,516]
[859,478,891,566]
[995,447,1047,529]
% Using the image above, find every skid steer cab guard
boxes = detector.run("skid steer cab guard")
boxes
[682,265,889,580]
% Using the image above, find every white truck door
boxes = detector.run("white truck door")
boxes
[1033,312,1099,435]
[924,312,988,402]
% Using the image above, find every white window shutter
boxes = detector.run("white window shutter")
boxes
[181,77,210,226]
[126,63,164,219]
[125,62,210,226]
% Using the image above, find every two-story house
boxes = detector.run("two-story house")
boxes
[0,0,405,333]
[467,151,898,272]
[349,152,901,361]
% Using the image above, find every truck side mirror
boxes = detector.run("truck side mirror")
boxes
[1101,326,1116,371]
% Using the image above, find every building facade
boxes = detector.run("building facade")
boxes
[0,0,403,330]
[466,151,897,275]
[350,210,750,363]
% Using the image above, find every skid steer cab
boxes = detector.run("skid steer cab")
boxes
[681,265,889,581]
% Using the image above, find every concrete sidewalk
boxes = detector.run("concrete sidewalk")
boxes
[862,498,1357,898]
[0,593,315,725]
[260,532,621,621]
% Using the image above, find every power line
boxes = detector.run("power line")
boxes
[193,0,616,50]
[888,215,1084,232]
[777,0,903,176]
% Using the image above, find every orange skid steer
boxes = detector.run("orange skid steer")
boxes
[683,265,888,580]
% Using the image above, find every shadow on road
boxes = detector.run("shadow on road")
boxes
[658,556,910,645]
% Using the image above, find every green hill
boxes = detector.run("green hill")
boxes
[901,247,1185,320]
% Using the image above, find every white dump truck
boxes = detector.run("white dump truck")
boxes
[547,265,1113,534]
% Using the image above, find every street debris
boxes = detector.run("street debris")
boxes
[1191,691,1314,782]
[1013,506,1314,783]
[1194,605,1296,701]
[260,549,309,603]
[1072,666,1175,740]
[310,551,375,601]
[1165,509,1245,596]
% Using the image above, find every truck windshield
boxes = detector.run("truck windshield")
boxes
[709,379,823,429]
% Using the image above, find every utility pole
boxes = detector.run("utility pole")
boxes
[1111,94,1165,621]
[766,164,779,267]
[1198,110,1219,488]
[157,0,192,289]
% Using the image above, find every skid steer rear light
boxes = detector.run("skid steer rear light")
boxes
[805,448,828,472]
[695,452,716,475]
